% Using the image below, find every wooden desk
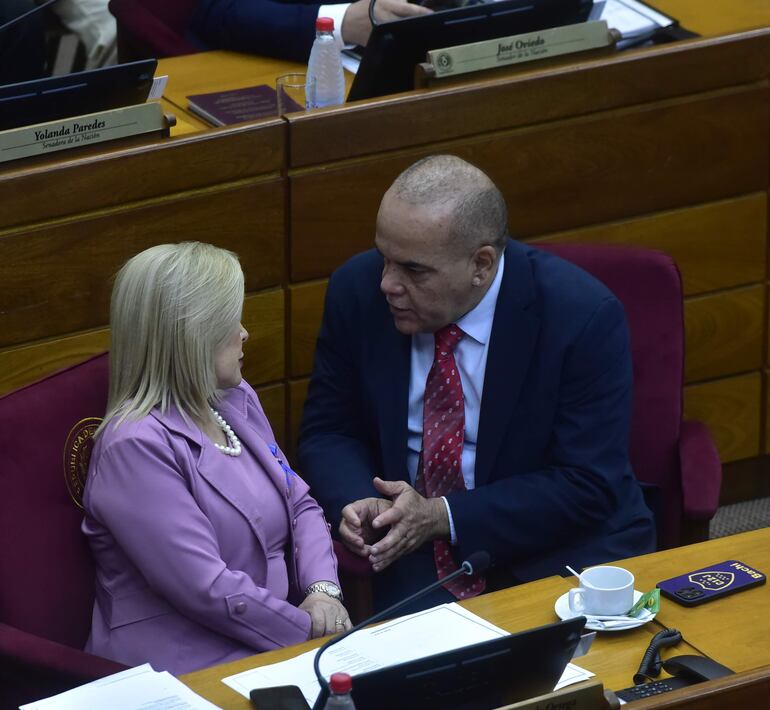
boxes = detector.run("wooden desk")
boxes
[157,52,356,131]
[604,528,770,674]
[180,575,698,709]
[656,0,770,36]
[159,51,304,131]
[156,0,770,130]
[180,531,770,708]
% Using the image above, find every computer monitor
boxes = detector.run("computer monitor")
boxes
[0,0,60,33]
[312,616,586,710]
[0,59,157,131]
[347,0,594,101]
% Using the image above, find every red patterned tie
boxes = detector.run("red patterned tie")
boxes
[416,324,486,600]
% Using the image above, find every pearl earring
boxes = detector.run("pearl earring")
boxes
[472,277,481,286]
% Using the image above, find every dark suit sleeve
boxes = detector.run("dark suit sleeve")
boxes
[446,296,636,568]
[298,269,380,529]
[192,0,327,62]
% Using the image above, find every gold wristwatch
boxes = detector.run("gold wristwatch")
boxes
[305,581,344,602]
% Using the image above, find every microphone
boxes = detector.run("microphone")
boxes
[312,550,491,707]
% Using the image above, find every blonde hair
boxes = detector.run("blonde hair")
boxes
[99,242,244,433]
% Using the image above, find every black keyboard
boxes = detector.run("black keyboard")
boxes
[616,677,691,702]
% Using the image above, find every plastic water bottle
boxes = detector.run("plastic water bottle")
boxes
[322,673,356,709]
[306,17,345,109]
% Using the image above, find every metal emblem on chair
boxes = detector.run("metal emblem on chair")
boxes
[63,417,103,508]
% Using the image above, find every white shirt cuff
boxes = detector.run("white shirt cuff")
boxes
[318,4,352,48]
[441,496,457,546]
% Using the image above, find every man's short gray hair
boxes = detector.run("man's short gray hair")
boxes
[389,155,508,252]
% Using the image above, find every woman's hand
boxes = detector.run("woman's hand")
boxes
[300,594,353,639]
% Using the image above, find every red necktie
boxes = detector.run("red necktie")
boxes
[416,324,485,600]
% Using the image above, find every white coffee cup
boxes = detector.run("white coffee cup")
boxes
[568,565,635,616]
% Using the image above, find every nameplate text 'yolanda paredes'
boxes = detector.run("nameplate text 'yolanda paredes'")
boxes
[0,102,169,164]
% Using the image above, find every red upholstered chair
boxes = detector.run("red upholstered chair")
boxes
[108,0,198,61]
[0,353,127,709]
[535,243,722,549]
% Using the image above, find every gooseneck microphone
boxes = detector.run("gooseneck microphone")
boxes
[312,550,491,706]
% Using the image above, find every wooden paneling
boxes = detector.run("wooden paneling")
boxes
[765,370,770,456]
[684,285,765,383]
[0,288,285,396]
[533,194,767,296]
[288,378,310,459]
[288,280,327,376]
[684,373,761,462]
[287,30,770,166]
[240,289,285,386]
[0,180,284,348]
[0,123,284,230]
[291,86,769,281]
[254,383,286,451]
[0,328,109,397]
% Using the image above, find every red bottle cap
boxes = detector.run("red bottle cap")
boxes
[329,673,352,694]
[316,16,334,32]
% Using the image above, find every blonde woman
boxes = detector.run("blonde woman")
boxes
[83,242,350,674]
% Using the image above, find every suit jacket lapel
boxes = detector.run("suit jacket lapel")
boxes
[150,392,290,556]
[475,241,541,488]
[216,393,295,513]
[371,312,411,483]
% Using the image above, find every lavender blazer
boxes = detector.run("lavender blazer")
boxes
[82,380,339,675]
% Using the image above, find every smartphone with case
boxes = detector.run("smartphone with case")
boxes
[250,685,310,710]
[657,560,766,606]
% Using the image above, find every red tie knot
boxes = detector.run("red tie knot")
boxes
[434,324,463,359]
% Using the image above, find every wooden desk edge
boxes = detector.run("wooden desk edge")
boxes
[630,663,770,709]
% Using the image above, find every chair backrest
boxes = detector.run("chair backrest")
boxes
[108,0,198,59]
[535,244,684,548]
[0,353,109,648]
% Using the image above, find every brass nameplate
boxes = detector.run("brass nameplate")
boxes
[427,20,611,78]
[0,102,166,163]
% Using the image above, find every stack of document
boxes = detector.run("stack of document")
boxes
[223,603,594,706]
[20,664,220,710]
[599,0,676,48]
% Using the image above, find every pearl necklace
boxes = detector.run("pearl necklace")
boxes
[209,407,242,457]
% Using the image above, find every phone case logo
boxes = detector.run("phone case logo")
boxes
[688,571,734,590]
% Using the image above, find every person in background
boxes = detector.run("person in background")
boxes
[191,0,431,62]
[299,155,656,614]
[52,0,117,68]
[83,242,350,674]
[0,0,46,84]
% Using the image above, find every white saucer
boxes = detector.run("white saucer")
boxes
[554,590,656,632]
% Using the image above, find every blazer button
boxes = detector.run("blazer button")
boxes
[295,547,300,557]
[293,518,298,528]
[234,601,247,615]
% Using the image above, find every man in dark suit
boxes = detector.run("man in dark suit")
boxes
[299,155,655,612]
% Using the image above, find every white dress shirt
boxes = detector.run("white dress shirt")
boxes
[406,254,505,543]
